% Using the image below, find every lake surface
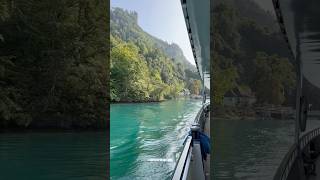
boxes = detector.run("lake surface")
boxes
[0,132,107,180]
[213,118,320,179]
[110,99,202,180]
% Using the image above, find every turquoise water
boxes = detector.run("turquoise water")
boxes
[213,118,320,179]
[110,99,202,180]
[213,118,294,179]
[0,132,107,180]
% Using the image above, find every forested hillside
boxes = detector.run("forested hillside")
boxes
[212,0,296,106]
[0,1,108,129]
[110,8,200,102]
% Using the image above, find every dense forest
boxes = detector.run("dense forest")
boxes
[0,1,108,129]
[212,0,296,106]
[110,8,201,102]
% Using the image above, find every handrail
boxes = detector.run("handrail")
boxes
[274,127,320,180]
[172,102,210,180]
[273,142,298,180]
[172,136,192,180]
[195,102,210,130]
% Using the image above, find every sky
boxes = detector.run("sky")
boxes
[111,0,195,65]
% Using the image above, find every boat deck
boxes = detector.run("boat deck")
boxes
[303,126,320,180]
[204,113,210,180]
[173,103,210,180]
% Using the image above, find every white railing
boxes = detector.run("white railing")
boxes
[274,127,320,180]
[171,102,210,180]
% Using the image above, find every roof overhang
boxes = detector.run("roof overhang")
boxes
[181,0,210,89]
[273,0,320,88]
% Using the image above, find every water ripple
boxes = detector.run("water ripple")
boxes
[110,99,202,180]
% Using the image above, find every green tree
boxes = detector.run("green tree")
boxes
[190,79,202,95]
[212,54,238,105]
[0,0,109,129]
[253,52,295,105]
[110,8,196,102]
[111,41,152,102]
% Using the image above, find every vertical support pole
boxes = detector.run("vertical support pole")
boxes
[295,34,306,180]
[202,71,206,104]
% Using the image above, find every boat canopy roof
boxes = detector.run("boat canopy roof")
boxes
[181,0,210,90]
[274,0,320,88]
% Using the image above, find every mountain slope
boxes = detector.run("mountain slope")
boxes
[110,7,196,72]
[212,0,296,106]
[110,7,201,102]
[216,0,278,32]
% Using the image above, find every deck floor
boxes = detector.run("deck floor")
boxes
[204,114,210,180]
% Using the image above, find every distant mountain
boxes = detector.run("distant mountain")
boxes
[152,39,196,71]
[110,7,196,72]
[110,7,201,102]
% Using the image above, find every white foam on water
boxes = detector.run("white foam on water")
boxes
[146,158,174,162]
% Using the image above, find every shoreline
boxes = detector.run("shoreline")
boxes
[111,95,202,104]
[0,128,108,133]
[111,100,165,104]
[213,105,295,120]
[1,120,109,133]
